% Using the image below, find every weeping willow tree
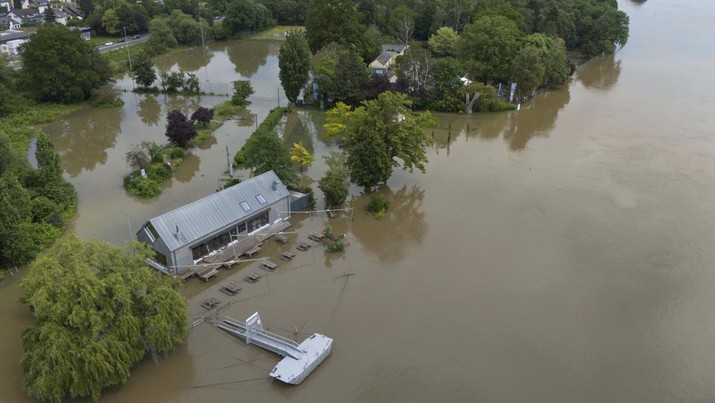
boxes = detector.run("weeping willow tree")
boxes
[19,236,189,402]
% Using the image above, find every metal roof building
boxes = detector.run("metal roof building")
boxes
[137,171,291,276]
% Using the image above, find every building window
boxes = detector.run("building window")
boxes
[256,194,266,204]
[154,252,168,266]
[240,201,251,212]
[146,222,159,238]
[238,222,246,233]
[248,211,270,232]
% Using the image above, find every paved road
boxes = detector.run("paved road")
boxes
[98,35,150,53]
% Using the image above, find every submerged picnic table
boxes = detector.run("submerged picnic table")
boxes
[281,251,296,261]
[244,272,261,283]
[260,260,278,272]
[201,297,221,310]
[219,282,241,296]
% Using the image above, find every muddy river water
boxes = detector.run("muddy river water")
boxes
[3,1,715,401]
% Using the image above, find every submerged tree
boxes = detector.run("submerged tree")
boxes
[242,128,298,186]
[231,80,254,106]
[165,110,196,147]
[318,166,349,207]
[289,142,314,172]
[190,106,214,127]
[20,236,188,402]
[325,92,434,191]
[133,52,156,89]
[278,30,311,104]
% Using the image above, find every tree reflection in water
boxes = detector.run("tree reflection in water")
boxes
[173,152,201,183]
[350,185,426,264]
[578,54,622,91]
[138,95,161,126]
[45,106,123,177]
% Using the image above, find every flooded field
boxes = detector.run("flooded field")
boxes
[2,0,715,401]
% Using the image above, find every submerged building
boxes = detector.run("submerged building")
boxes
[137,171,291,276]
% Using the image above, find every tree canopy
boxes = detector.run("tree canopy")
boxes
[20,236,188,402]
[19,25,112,103]
[325,92,434,191]
[165,110,197,148]
[278,31,311,104]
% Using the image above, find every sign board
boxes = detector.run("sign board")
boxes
[509,83,517,102]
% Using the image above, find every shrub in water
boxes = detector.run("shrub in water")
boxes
[367,194,390,214]
[170,147,185,159]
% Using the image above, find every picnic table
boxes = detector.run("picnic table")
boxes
[275,234,288,244]
[244,272,261,283]
[260,260,277,272]
[201,297,221,310]
[219,282,241,296]
[281,251,296,261]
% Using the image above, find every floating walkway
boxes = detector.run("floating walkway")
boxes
[215,313,332,385]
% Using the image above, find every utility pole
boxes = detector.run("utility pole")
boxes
[226,145,233,178]
[123,26,133,71]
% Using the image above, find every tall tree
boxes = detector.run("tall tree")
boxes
[242,127,298,186]
[223,0,274,36]
[305,0,377,61]
[19,25,112,103]
[278,30,311,104]
[133,52,157,89]
[20,237,188,402]
[325,92,434,191]
[333,47,369,105]
[458,15,522,83]
[391,5,416,45]
[231,80,254,105]
[44,7,56,24]
[319,166,349,207]
[428,26,459,57]
[510,45,544,96]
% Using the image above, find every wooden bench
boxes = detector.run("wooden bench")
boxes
[198,266,219,281]
[275,234,288,244]
[244,272,261,283]
[244,245,261,257]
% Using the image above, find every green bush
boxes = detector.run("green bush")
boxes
[327,238,346,252]
[148,163,172,182]
[124,175,162,198]
[233,149,246,166]
[169,147,186,159]
[367,194,390,214]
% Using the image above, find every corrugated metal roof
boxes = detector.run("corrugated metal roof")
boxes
[147,171,289,251]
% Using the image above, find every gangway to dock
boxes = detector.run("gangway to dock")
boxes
[215,312,332,384]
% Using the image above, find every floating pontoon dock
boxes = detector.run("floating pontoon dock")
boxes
[215,313,332,385]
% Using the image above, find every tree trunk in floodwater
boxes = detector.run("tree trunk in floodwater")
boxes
[465,92,480,114]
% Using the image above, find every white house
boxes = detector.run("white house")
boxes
[369,44,409,76]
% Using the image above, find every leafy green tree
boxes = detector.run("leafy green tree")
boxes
[318,166,349,207]
[0,175,33,265]
[102,8,120,34]
[575,5,629,57]
[278,30,311,104]
[159,70,186,93]
[12,0,22,9]
[524,33,570,88]
[165,110,196,147]
[44,7,56,24]
[460,81,496,113]
[242,128,298,186]
[145,17,178,55]
[510,45,544,96]
[168,10,202,45]
[325,92,434,191]
[429,57,465,112]
[79,0,94,18]
[19,25,112,103]
[305,0,377,61]
[223,0,274,36]
[428,26,459,57]
[458,15,522,83]
[19,236,188,402]
[133,52,157,88]
[333,48,369,105]
[231,80,254,106]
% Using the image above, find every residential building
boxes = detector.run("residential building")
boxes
[0,30,29,55]
[369,44,409,76]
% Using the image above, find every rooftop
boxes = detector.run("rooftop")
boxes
[146,171,290,251]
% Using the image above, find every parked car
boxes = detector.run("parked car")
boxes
[104,42,114,46]
[132,34,141,40]
[117,38,125,43]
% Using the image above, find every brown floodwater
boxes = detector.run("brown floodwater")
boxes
[3,1,715,401]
